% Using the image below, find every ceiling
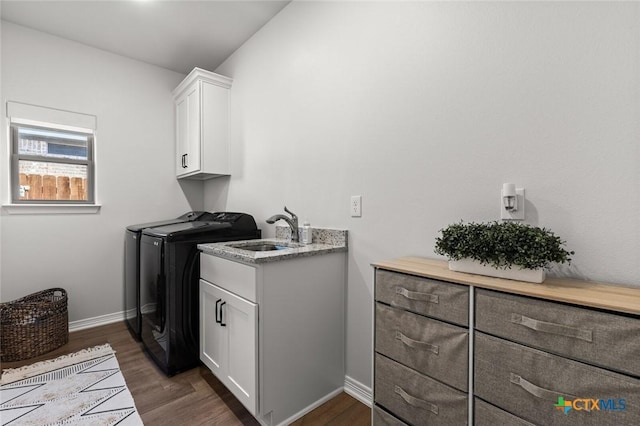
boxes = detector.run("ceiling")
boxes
[0,0,291,75]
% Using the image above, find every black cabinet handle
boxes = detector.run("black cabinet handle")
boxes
[215,298,222,324]
[181,153,188,168]
[220,301,226,327]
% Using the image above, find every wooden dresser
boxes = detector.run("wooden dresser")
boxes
[372,257,640,426]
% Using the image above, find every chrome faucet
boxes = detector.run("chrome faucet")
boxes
[266,206,299,242]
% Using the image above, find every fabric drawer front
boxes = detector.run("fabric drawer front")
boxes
[375,270,468,326]
[475,332,640,426]
[476,288,640,377]
[474,398,535,426]
[373,406,409,426]
[375,354,468,426]
[375,303,468,391]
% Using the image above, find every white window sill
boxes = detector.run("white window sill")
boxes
[2,204,102,215]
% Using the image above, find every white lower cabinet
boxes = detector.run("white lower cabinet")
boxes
[199,252,346,426]
[200,280,257,414]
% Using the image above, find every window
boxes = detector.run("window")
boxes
[11,123,95,203]
[5,101,98,212]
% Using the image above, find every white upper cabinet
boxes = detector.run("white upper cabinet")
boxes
[173,68,232,179]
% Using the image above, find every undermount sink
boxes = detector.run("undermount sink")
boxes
[239,244,286,252]
[229,242,298,252]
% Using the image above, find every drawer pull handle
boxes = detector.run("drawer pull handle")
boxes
[395,331,439,354]
[510,373,577,402]
[510,314,593,342]
[219,301,227,327]
[394,385,438,415]
[215,299,222,324]
[395,287,439,304]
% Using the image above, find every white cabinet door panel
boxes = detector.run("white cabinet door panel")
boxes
[200,280,225,375]
[220,285,257,415]
[184,84,201,175]
[175,95,188,175]
[224,290,257,409]
[175,83,200,177]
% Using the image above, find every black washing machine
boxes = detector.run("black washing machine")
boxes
[124,211,212,340]
[139,212,260,375]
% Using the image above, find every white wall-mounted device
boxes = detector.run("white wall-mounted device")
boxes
[351,195,362,217]
[501,183,525,220]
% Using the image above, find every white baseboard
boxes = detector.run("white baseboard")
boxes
[69,311,125,332]
[344,375,373,407]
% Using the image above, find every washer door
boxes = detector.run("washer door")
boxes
[140,235,168,368]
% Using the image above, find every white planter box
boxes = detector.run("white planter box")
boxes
[448,259,545,283]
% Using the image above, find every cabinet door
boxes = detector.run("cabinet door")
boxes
[200,280,225,376]
[175,94,188,176]
[176,82,201,177]
[223,286,258,415]
[199,279,258,415]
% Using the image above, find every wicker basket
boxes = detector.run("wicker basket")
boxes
[0,288,69,362]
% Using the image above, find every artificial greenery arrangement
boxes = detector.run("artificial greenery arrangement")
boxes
[434,221,574,270]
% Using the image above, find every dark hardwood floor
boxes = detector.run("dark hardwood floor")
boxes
[1,322,370,425]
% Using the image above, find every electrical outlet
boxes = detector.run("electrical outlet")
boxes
[351,195,362,217]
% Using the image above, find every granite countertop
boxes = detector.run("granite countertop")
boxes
[198,226,348,264]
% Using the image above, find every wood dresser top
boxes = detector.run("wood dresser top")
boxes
[372,257,640,316]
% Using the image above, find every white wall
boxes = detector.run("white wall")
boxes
[206,1,640,390]
[0,22,201,321]
[0,17,3,299]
